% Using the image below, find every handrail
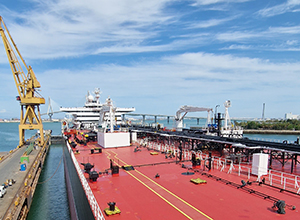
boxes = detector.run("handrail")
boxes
[66,140,105,220]
[140,138,300,195]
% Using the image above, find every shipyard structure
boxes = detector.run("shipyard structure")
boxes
[1,14,299,220]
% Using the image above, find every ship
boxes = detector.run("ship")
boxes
[61,105,299,220]
[60,88,135,129]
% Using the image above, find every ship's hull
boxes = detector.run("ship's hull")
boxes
[62,128,300,220]
[63,141,96,220]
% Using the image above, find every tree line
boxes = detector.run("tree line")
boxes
[235,119,300,130]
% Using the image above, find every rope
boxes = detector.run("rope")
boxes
[38,154,63,184]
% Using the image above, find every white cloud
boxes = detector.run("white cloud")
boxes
[1,0,300,119]
[191,0,250,6]
[257,0,300,17]
[215,25,300,47]
[221,44,252,50]
[271,47,300,51]
[0,0,298,60]
[187,16,237,29]
[1,50,300,118]
[34,52,300,118]
[216,31,260,42]
[1,0,175,59]
[286,40,298,45]
[93,34,210,54]
[268,25,300,34]
[0,0,253,60]
[288,0,300,5]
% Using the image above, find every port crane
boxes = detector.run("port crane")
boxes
[0,16,45,146]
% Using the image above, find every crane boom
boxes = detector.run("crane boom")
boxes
[175,105,213,131]
[0,16,45,147]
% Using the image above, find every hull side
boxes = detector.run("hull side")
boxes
[63,142,95,220]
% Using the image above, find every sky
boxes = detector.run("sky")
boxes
[0,0,300,119]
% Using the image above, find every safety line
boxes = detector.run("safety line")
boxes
[135,169,213,220]
[109,150,213,220]
[105,151,112,161]
[126,166,193,219]
[106,150,193,219]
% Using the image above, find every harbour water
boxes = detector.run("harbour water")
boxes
[136,117,300,143]
[26,143,70,220]
[0,120,299,219]
[0,122,70,220]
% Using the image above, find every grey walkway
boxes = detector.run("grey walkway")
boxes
[0,145,39,219]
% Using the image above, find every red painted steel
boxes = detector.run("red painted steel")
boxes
[71,138,300,220]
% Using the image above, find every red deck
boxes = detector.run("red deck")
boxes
[71,139,300,219]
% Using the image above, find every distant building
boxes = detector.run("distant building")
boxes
[285,112,300,120]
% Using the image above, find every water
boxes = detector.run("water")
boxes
[131,117,209,130]
[27,144,70,220]
[0,121,299,219]
[0,122,62,152]
[0,122,20,152]
[0,122,70,220]
[244,133,300,144]
[136,118,300,143]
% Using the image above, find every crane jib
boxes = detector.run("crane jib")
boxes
[0,16,45,147]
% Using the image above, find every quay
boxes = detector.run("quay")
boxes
[0,132,51,220]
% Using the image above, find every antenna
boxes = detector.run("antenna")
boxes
[47,97,54,121]
[223,100,231,129]
[224,100,231,108]
[262,103,265,120]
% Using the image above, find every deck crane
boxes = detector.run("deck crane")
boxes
[175,105,213,131]
[0,16,45,147]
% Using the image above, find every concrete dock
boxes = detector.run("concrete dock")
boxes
[0,133,51,220]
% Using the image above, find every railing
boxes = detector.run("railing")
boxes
[138,138,300,195]
[66,140,105,220]
[268,170,300,193]
[25,142,34,155]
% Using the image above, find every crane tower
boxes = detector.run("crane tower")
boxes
[0,16,45,147]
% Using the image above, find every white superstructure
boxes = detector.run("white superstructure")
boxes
[219,100,243,138]
[60,88,135,129]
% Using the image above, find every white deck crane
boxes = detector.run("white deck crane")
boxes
[99,97,116,132]
[223,100,232,130]
[175,105,213,131]
[0,16,45,147]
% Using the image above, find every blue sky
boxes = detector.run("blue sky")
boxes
[0,0,300,119]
